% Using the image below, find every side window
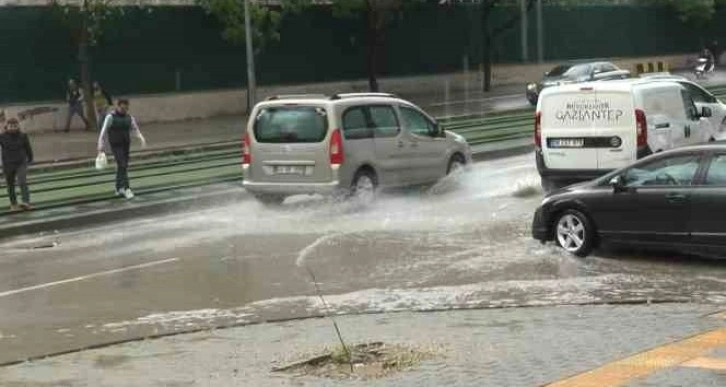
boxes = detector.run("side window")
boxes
[624,154,701,187]
[600,63,617,72]
[342,107,372,140]
[682,82,715,104]
[705,154,726,185]
[369,106,400,138]
[400,106,436,137]
[680,90,699,121]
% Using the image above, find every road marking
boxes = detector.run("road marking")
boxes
[0,258,179,298]
[681,357,726,371]
[547,328,726,387]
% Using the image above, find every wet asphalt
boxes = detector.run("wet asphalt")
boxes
[0,153,724,364]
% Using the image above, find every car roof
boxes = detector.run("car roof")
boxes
[661,142,726,154]
[541,78,683,95]
[638,72,686,81]
[255,93,407,108]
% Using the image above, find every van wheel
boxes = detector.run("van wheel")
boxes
[541,178,558,193]
[554,210,595,257]
[351,169,377,204]
[447,154,466,175]
[254,194,285,207]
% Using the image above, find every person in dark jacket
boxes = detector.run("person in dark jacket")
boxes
[97,99,147,199]
[0,118,33,211]
[64,79,89,132]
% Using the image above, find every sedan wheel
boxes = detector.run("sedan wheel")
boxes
[554,210,595,257]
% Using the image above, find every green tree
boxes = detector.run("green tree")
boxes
[199,0,422,92]
[328,0,423,92]
[50,0,149,129]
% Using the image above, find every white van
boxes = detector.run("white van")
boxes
[535,80,716,191]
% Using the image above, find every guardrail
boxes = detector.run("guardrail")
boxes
[2,83,726,216]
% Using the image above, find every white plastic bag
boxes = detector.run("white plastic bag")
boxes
[95,152,108,170]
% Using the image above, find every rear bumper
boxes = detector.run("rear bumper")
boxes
[535,146,651,182]
[243,180,341,195]
[242,163,342,196]
[535,150,611,182]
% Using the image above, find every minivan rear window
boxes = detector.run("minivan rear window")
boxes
[253,106,328,143]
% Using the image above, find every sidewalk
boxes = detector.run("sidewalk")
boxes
[1,304,723,386]
[24,85,526,164]
[29,115,243,164]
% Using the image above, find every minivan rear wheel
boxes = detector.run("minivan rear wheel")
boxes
[254,194,285,207]
[554,209,595,257]
[351,169,377,204]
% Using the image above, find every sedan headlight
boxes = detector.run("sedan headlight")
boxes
[527,83,537,91]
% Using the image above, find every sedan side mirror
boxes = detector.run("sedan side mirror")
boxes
[701,106,713,118]
[609,175,626,193]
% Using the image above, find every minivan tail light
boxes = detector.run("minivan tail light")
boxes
[635,109,647,147]
[242,132,252,165]
[534,111,542,148]
[329,128,344,165]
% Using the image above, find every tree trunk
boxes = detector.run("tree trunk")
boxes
[366,6,379,92]
[79,15,96,131]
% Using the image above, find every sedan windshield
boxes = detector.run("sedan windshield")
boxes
[548,64,590,78]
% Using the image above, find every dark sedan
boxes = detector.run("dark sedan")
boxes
[526,61,630,106]
[532,144,726,257]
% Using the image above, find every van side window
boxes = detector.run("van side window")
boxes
[369,106,400,138]
[681,82,716,103]
[401,106,436,137]
[680,90,699,120]
[342,107,372,140]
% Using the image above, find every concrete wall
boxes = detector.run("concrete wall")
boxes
[6,54,690,134]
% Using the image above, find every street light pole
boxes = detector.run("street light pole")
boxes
[536,0,543,63]
[520,0,529,63]
[244,0,257,112]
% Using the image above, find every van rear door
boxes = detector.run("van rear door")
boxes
[541,88,633,170]
[248,104,333,184]
[594,91,637,170]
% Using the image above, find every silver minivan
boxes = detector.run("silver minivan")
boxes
[242,93,472,204]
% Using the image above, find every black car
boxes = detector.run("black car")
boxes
[532,144,726,257]
[526,61,630,106]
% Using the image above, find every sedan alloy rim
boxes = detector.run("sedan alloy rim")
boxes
[556,214,585,252]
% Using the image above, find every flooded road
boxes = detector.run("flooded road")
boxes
[0,153,724,364]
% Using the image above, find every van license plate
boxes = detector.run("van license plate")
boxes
[549,139,584,148]
[275,166,305,175]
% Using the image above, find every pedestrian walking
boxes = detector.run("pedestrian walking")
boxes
[0,118,33,211]
[64,79,89,132]
[97,99,147,199]
[93,81,112,131]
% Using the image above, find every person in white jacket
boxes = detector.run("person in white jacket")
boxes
[97,99,146,199]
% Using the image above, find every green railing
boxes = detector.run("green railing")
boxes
[2,83,726,215]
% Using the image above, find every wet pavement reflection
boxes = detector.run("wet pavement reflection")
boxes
[0,153,724,364]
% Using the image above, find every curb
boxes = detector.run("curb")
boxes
[0,143,533,240]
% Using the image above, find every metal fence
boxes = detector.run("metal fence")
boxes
[0,4,718,104]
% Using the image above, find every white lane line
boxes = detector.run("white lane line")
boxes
[0,258,179,298]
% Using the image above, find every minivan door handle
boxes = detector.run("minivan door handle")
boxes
[655,123,670,129]
[665,192,688,204]
[397,140,405,148]
[684,125,691,138]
